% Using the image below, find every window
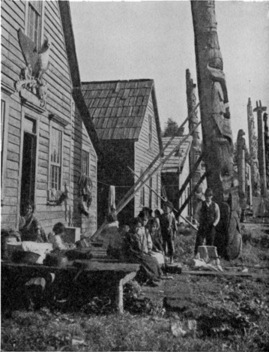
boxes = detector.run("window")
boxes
[148,115,152,149]
[50,127,62,191]
[1,100,6,190]
[155,174,159,207]
[149,177,153,208]
[27,1,43,49]
[140,168,145,206]
[81,150,90,176]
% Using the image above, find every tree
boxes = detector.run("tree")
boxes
[163,118,184,137]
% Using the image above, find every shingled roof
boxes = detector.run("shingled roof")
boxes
[162,136,193,174]
[81,79,162,145]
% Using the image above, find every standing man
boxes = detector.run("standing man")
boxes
[194,188,220,255]
[160,201,177,264]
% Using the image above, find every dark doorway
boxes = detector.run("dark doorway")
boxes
[20,131,36,214]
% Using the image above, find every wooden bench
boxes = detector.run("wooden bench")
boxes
[2,261,140,314]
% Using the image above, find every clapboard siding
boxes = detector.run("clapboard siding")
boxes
[1,0,98,235]
[134,94,162,214]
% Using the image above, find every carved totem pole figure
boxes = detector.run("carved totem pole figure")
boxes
[191,0,241,259]
[253,101,267,197]
[186,69,203,215]
[263,113,269,190]
[247,98,261,197]
[236,129,247,222]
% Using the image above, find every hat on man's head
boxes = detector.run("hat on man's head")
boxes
[205,188,213,197]
[164,201,174,209]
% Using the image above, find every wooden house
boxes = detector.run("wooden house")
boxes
[81,79,163,225]
[161,136,192,218]
[1,0,99,237]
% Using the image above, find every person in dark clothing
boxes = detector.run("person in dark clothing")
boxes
[194,188,220,255]
[160,201,177,264]
[123,218,162,286]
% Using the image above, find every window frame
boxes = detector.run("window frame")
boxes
[140,168,145,207]
[155,173,159,207]
[148,115,153,150]
[149,176,153,208]
[1,97,10,203]
[25,1,45,50]
[48,121,64,203]
[81,149,90,177]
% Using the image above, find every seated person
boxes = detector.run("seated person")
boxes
[148,218,164,253]
[123,218,162,286]
[48,222,75,250]
[19,201,46,242]
[147,218,165,266]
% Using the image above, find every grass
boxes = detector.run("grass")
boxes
[1,222,269,352]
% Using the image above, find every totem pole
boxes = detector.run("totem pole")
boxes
[191,0,241,259]
[253,101,267,197]
[236,130,247,222]
[263,113,269,190]
[186,69,203,215]
[247,98,261,197]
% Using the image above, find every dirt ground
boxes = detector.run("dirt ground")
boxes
[1,220,269,351]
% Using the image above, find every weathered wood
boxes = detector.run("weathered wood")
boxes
[177,153,204,202]
[178,172,208,216]
[191,0,242,259]
[247,98,261,196]
[182,270,269,279]
[117,271,137,314]
[253,101,267,197]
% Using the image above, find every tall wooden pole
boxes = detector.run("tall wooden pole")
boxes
[263,113,269,191]
[247,98,261,197]
[191,0,242,259]
[191,0,234,203]
[254,101,267,197]
[186,69,203,215]
[236,129,247,221]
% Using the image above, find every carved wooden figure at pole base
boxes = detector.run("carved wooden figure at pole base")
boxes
[191,0,242,259]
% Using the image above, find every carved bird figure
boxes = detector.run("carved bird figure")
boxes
[18,29,51,84]
[32,37,51,83]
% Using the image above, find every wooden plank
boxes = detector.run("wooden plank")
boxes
[182,270,269,278]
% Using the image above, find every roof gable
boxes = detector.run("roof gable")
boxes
[82,79,161,142]
[162,136,193,174]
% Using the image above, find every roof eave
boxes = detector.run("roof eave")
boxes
[58,1,101,157]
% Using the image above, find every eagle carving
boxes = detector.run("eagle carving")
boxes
[16,28,51,107]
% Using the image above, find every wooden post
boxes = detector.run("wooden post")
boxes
[178,172,208,216]
[186,69,202,216]
[191,0,242,259]
[253,101,267,197]
[247,98,261,196]
[177,153,204,201]
[236,130,247,221]
[128,166,198,230]
[263,113,269,191]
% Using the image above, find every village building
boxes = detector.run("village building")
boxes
[1,1,99,236]
[161,135,193,219]
[81,79,163,225]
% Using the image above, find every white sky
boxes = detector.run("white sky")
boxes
[69,0,269,146]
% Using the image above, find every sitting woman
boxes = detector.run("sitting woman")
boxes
[48,222,75,250]
[147,218,165,266]
[123,217,162,286]
[19,201,45,242]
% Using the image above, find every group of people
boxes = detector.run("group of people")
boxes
[11,187,220,285]
[18,201,73,251]
[105,201,178,286]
